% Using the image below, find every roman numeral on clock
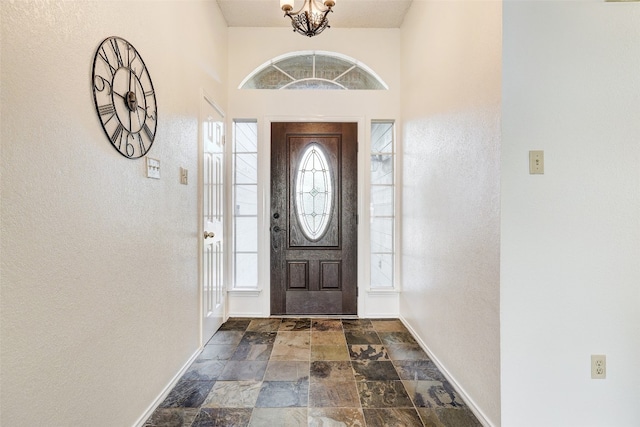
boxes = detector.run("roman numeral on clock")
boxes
[111,123,124,146]
[137,134,146,153]
[143,123,154,141]
[110,38,124,68]
[98,104,115,116]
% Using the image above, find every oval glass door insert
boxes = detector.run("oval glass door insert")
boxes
[295,143,333,241]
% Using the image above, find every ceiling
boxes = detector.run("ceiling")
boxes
[217,0,413,29]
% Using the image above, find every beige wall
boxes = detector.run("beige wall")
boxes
[399,1,502,425]
[502,3,640,426]
[0,1,227,425]
[8,2,638,427]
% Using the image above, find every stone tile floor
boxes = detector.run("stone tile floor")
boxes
[144,318,482,427]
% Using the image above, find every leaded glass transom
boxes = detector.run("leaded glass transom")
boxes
[239,51,387,90]
[295,144,333,240]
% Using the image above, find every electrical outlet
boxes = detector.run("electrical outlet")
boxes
[591,354,606,379]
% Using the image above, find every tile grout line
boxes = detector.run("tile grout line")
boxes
[147,318,477,427]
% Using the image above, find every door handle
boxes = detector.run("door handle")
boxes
[204,231,215,239]
[271,225,284,249]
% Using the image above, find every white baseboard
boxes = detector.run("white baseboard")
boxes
[227,311,264,317]
[132,348,202,427]
[363,313,399,319]
[399,316,495,427]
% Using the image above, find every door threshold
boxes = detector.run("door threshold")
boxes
[271,315,359,319]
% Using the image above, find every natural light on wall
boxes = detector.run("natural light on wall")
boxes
[239,51,388,90]
[370,121,396,289]
[232,120,259,289]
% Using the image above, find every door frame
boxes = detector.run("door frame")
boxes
[198,91,228,347]
[261,116,367,317]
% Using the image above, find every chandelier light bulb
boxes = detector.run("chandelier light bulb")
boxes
[280,0,294,12]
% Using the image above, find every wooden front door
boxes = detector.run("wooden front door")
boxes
[271,122,357,315]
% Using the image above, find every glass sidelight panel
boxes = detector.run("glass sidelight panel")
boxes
[370,121,396,289]
[295,143,333,241]
[232,120,258,289]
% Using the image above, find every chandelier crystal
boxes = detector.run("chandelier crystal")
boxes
[280,0,336,37]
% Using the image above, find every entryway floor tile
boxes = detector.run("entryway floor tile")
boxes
[144,318,483,426]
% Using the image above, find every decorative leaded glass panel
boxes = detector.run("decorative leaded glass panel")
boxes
[240,51,387,90]
[285,80,342,90]
[336,67,386,90]
[314,55,353,81]
[295,144,333,241]
[275,55,314,80]
[244,66,292,89]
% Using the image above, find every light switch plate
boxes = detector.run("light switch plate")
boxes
[529,150,544,174]
[180,167,188,185]
[146,157,160,179]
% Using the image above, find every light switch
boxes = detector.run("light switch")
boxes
[180,167,188,185]
[146,157,160,179]
[529,150,544,174]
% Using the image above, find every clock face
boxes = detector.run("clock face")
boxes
[92,36,157,159]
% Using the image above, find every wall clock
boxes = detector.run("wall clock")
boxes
[92,36,157,159]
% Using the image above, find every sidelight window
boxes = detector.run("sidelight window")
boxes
[295,143,333,241]
[232,120,258,289]
[370,121,396,289]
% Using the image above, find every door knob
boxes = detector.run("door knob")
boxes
[204,231,215,239]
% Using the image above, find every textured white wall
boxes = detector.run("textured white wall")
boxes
[226,27,402,318]
[399,2,502,426]
[0,1,227,425]
[502,3,640,426]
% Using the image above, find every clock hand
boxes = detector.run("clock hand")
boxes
[132,75,143,129]
[128,69,133,131]
[136,103,154,120]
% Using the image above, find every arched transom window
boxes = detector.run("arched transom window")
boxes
[239,51,388,90]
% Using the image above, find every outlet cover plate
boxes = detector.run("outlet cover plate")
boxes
[591,354,606,379]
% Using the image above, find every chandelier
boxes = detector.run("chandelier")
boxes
[280,0,336,37]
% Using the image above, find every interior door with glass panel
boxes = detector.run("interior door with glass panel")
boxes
[270,122,357,315]
[201,97,225,344]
